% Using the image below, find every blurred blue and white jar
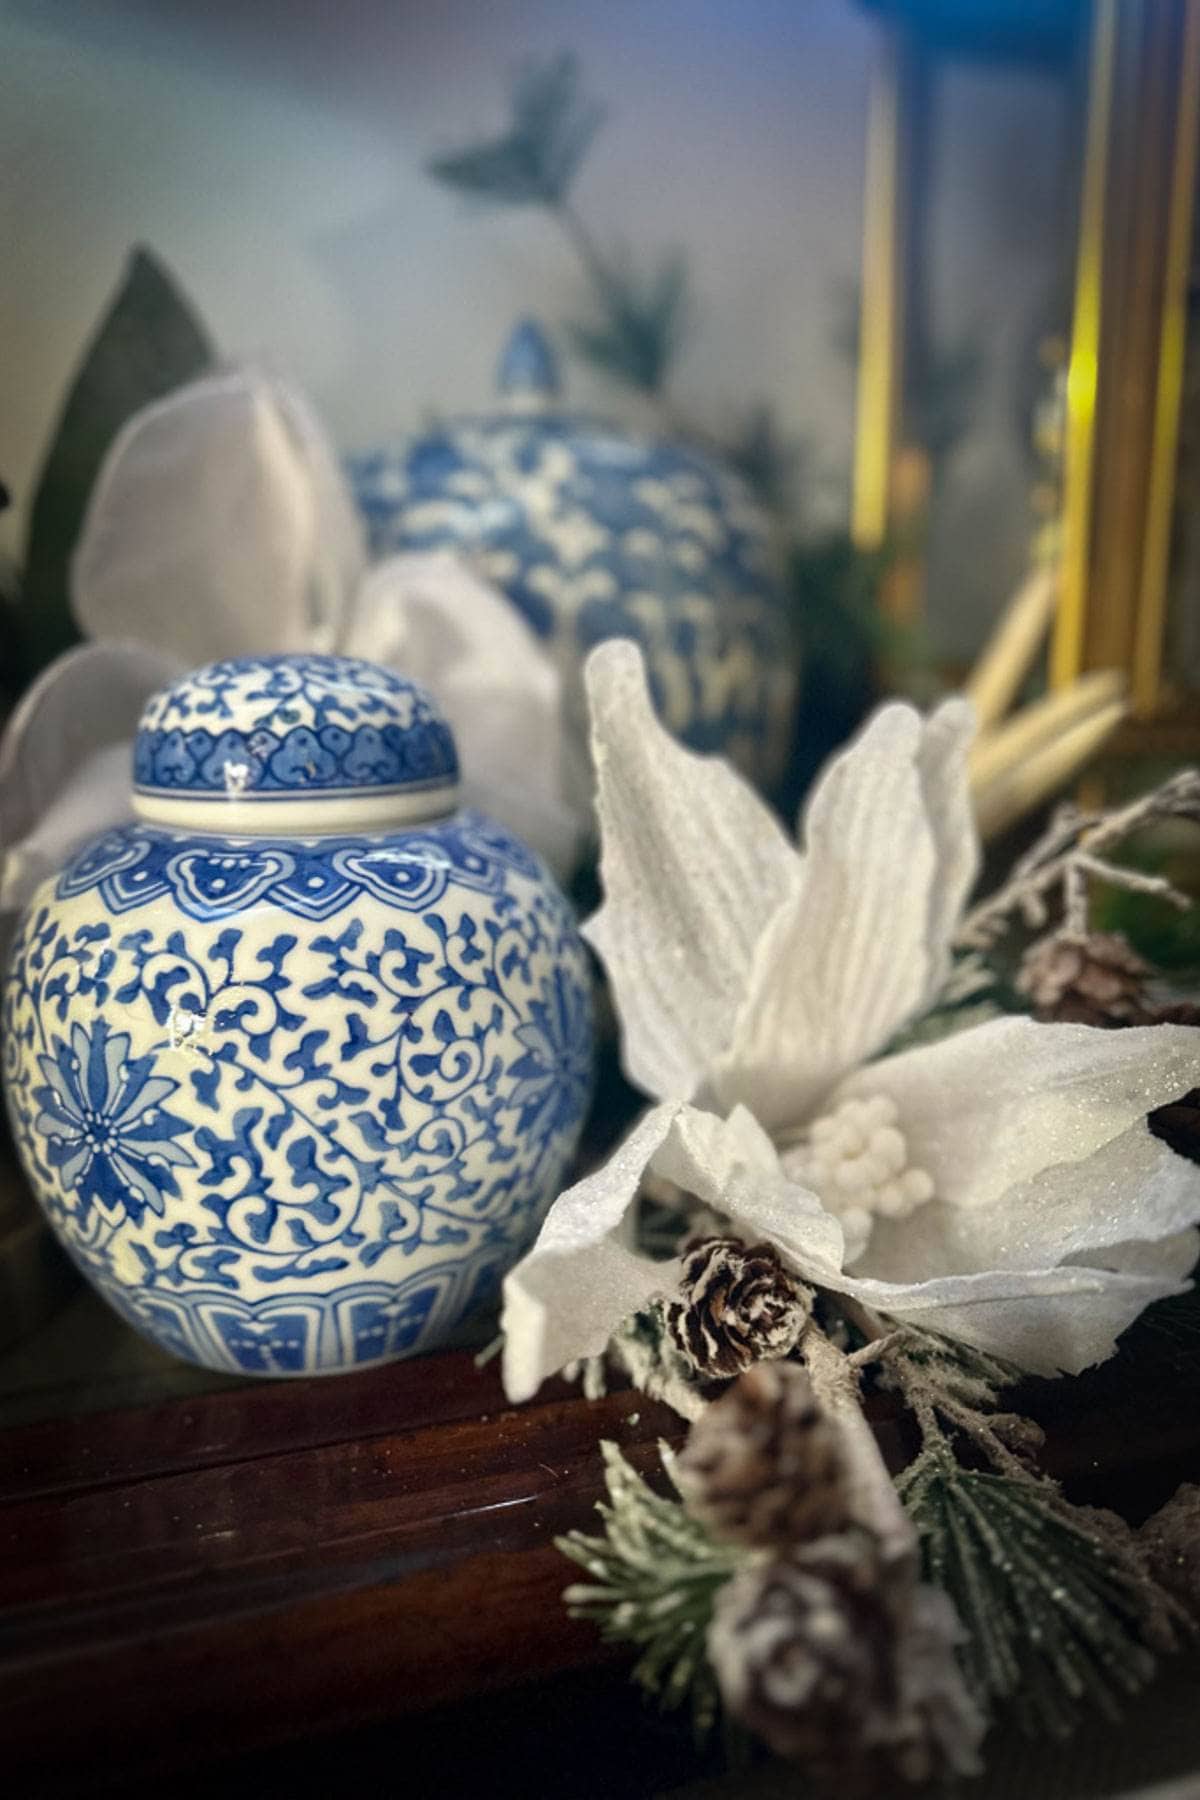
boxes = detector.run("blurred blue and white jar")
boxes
[3,653,594,1377]
[349,322,797,790]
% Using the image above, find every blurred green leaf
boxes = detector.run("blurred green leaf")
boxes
[427,52,604,208]
[788,530,889,690]
[1091,834,1200,976]
[567,249,689,396]
[723,405,807,517]
[19,246,213,682]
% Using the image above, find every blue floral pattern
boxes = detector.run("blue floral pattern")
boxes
[4,809,592,1376]
[134,654,458,802]
[34,1019,195,1226]
[347,329,797,787]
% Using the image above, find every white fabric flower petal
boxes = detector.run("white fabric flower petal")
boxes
[342,552,585,876]
[72,365,366,664]
[500,1099,844,1403]
[862,1120,1200,1287]
[914,697,979,989]
[837,1252,1193,1377]
[582,640,796,1103]
[502,1102,683,1403]
[837,1016,1200,1243]
[0,641,181,919]
[713,704,942,1130]
[658,1102,847,1278]
[2,742,129,917]
[1078,1226,1199,1281]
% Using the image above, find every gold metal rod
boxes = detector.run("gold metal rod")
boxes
[1052,0,1119,690]
[968,667,1127,792]
[1132,0,1200,717]
[963,564,1058,730]
[851,28,904,551]
[973,698,1128,840]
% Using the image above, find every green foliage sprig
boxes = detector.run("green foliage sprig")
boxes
[871,1323,1192,1734]
[900,1459,1173,1737]
[561,1320,1192,1762]
[427,52,604,210]
[558,1440,745,1736]
[566,249,689,398]
[427,53,689,401]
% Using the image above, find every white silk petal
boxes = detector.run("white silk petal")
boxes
[835,1252,1193,1377]
[0,640,181,916]
[500,1099,838,1403]
[582,640,796,1103]
[501,1102,682,1403]
[658,1103,847,1276]
[1,741,130,915]
[72,365,366,663]
[865,1122,1200,1288]
[714,703,939,1130]
[837,1016,1200,1228]
[915,698,979,986]
[1075,1226,1198,1280]
[341,552,585,876]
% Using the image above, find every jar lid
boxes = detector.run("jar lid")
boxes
[496,318,561,410]
[132,654,459,834]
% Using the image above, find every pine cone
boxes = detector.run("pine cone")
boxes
[1017,930,1151,1026]
[663,1236,811,1380]
[708,1538,982,1794]
[675,1361,845,1549]
[1139,1483,1200,1619]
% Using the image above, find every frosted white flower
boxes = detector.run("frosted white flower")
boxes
[502,640,1200,1401]
[0,366,583,939]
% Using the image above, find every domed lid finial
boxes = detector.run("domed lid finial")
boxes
[496,319,561,410]
[132,654,459,835]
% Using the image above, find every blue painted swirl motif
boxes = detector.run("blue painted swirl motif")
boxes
[54,813,538,922]
[134,654,458,800]
[4,811,592,1375]
[347,416,796,782]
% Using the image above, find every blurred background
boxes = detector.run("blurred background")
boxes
[1,0,1198,951]
[1,0,1072,664]
[5,0,1200,781]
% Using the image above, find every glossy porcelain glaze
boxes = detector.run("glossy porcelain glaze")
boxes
[348,321,797,789]
[3,655,593,1376]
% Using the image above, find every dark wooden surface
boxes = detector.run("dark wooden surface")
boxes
[0,1344,690,1791]
[0,1289,1197,1798]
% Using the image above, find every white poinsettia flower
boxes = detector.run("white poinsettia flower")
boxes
[14,364,582,878]
[502,640,1200,1400]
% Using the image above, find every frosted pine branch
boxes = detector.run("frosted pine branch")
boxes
[957,770,1200,950]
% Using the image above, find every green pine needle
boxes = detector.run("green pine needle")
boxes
[557,1441,746,1736]
[561,1341,1191,1760]
[901,1460,1169,1738]
[427,53,604,209]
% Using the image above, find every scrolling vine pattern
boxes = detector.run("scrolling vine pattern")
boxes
[3,813,592,1373]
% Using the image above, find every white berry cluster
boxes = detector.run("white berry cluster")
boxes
[783,1094,934,1262]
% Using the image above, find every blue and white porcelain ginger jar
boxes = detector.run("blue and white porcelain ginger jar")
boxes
[2,654,594,1376]
[349,321,798,790]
